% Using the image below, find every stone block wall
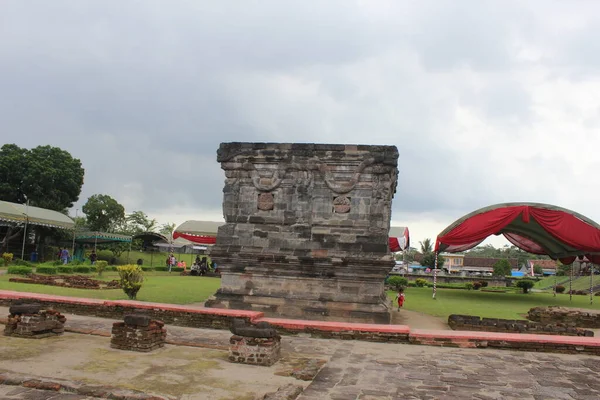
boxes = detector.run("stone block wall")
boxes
[207,142,399,324]
[4,310,66,338]
[528,306,600,328]
[448,314,594,336]
[111,319,167,352]
[229,335,281,366]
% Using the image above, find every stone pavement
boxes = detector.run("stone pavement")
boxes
[0,384,102,399]
[2,307,600,399]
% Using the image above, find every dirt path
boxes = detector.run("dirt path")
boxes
[390,308,449,330]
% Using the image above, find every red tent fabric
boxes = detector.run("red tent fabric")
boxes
[172,231,217,245]
[435,203,600,264]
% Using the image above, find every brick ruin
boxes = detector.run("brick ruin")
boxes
[206,142,398,324]
[448,314,594,336]
[228,319,281,366]
[528,306,600,329]
[4,303,66,338]
[110,314,167,352]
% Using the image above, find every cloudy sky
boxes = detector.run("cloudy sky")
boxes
[2,0,600,247]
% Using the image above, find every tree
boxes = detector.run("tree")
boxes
[126,211,158,233]
[419,239,433,254]
[421,252,445,269]
[0,144,85,252]
[0,144,85,210]
[82,194,125,232]
[557,263,571,276]
[387,276,408,291]
[159,222,176,237]
[493,259,512,276]
[533,264,543,275]
[516,279,535,294]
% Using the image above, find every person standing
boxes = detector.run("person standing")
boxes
[90,250,97,265]
[395,289,405,311]
[60,248,70,265]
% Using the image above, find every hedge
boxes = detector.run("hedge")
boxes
[57,266,74,274]
[141,266,155,272]
[154,266,184,272]
[73,266,91,273]
[36,266,58,275]
[7,266,33,275]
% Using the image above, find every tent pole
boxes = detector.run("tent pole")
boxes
[553,264,557,297]
[570,263,573,301]
[20,200,29,260]
[432,251,438,300]
[590,263,594,305]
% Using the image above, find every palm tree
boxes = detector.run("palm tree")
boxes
[420,238,433,254]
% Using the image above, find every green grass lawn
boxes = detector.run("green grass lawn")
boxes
[0,272,221,304]
[389,287,600,320]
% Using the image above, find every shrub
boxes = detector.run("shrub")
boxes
[387,276,408,291]
[141,266,155,272]
[70,259,83,266]
[516,279,535,294]
[555,285,566,293]
[465,282,474,291]
[52,260,62,266]
[7,266,32,275]
[479,280,488,288]
[57,266,74,274]
[13,259,34,267]
[117,264,144,300]
[154,266,167,272]
[414,278,428,287]
[36,265,57,275]
[73,266,91,273]
[95,260,108,276]
[2,252,14,266]
[595,291,600,296]
[472,281,482,290]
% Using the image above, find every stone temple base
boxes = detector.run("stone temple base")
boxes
[229,335,281,366]
[111,314,167,352]
[4,304,66,339]
[205,268,392,324]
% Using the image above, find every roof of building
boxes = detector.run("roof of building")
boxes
[528,259,558,269]
[0,200,74,230]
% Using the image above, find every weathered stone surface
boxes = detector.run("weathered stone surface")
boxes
[9,304,41,315]
[263,384,304,400]
[4,309,66,338]
[448,314,594,336]
[124,314,150,327]
[229,335,282,366]
[207,142,399,324]
[528,306,600,328]
[111,318,166,352]
[230,318,279,338]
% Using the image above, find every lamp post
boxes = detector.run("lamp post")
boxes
[20,198,29,260]
[71,209,78,259]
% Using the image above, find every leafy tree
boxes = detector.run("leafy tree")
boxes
[557,263,572,276]
[419,238,433,254]
[0,144,84,210]
[0,144,84,252]
[387,276,408,291]
[421,251,445,269]
[516,279,535,294]
[82,194,125,232]
[126,211,158,233]
[159,222,176,237]
[493,259,512,276]
[533,264,543,275]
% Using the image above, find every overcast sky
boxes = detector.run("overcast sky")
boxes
[2,1,600,247]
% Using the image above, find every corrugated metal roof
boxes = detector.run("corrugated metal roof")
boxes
[0,200,74,229]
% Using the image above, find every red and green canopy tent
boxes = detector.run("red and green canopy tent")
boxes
[174,220,410,252]
[433,203,600,300]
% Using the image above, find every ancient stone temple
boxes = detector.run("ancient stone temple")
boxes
[206,143,398,324]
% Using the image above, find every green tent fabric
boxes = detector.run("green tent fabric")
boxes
[0,200,74,230]
[74,231,132,244]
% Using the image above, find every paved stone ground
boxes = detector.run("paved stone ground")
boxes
[0,384,102,399]
[2,307,600,399]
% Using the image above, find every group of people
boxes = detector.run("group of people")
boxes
[192,256,218,275]
[165,254,186,272]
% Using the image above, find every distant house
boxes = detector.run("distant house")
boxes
[528,259,558,276]
[439,255,518,274]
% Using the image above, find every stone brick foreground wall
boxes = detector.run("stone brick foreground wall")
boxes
[528,306,600,328]
[229,335,281,366]
[448,314,594,337]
